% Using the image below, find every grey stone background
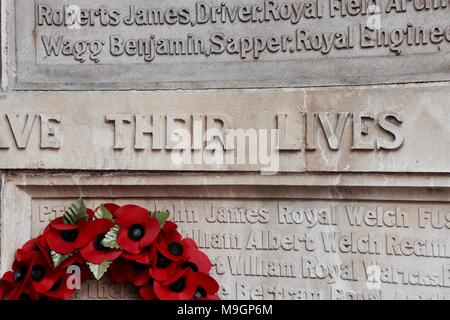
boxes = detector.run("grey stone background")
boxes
[1,0,450,300]
[7,0,450,90]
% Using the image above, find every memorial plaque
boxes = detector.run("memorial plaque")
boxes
[1,0,450,303]
[4,0,450,89]
[0,85,449,172]
[2,173,450,300]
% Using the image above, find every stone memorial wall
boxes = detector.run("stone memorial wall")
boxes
[6,0,450,89]
[0,0,450,300]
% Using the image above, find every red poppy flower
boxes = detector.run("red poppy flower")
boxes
[100,203,120,218]
[0,201,220,301]
[190,272,220,300]
[46,217,92,254]
[6,249,44,299]
[86,208,95,220]
[115,205,159,254]
[154,269,196,300]
[26,252,60,294]
[121,248,152,265]
[161,221,183,242]
[41,271,76,300]
[109,258,151,287]
[140,282,157,300]
[36,233,78,270]
[7,283,40,300]
[11,248,36,285]
[154,269,219,300]
[21,238,40,253]
[0,272,14,299]
[80,219,122,264]
[150,238,211,282]
[161,238,210,270]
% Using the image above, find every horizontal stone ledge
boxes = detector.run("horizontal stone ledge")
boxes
[4,172,450,189]
[0,85,448,172]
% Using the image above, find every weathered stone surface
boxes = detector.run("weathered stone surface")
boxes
[2,173,450,300]
[0,89,305,172]
[1,0,450,302]
[4,0,450,89]
[0,84,448,172]
[305,84,450,172]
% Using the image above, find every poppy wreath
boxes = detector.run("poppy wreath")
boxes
[0,199,219,300]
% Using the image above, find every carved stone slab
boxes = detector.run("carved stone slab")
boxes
[0,85,449,172]
[2,173,450,300]
[5,0,450,89]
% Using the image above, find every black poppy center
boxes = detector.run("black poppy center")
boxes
[31,265,45,282]
[14,265,27,282]
[128,224,145,241]
[156,252,172,269]
[50,279,62,292]
[194,286,207,299]
[94,233,107,251]
[182,262,199,272]
[131,261,149,272]
[168,242,183,257]
[61,229,79,242]
[168,277,185,293]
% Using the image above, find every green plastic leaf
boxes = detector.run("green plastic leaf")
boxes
[94,204,114,221]
[64,198,88,225]
[50,250,73,268]
[101,225,121,249]
[155,211,170,229]
[87,261,112,280]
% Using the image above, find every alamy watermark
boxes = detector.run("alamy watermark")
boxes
[366,5,382,30]
[366,264,382,290]
[170,124,280,174]
[66,265,82,290]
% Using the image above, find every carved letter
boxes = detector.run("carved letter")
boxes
[208,114,231,150]
[305,112,317,150]
[6,113,37,149]
[276,113,302,151]
[352,112,376,150]
[106,114,132,150]
[135,114,163,150]
[191,114,204,151]
[0,120,9,149]
[166,114,189,150]
[377,111,404,150]
[318,112,349,150]
[40,114,61,149]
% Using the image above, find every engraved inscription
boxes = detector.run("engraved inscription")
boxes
[0,111,403,153]
[33,1,450,63]
[0,113,61,150]
[10,0,450,88]
[31,198,450,300]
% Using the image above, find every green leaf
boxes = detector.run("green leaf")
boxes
[87,261,112,280]
[155,211,171,229]
[101,225,121,249]
[64,198,88,225]
[94,204,114,221]
[50,250,73,268]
